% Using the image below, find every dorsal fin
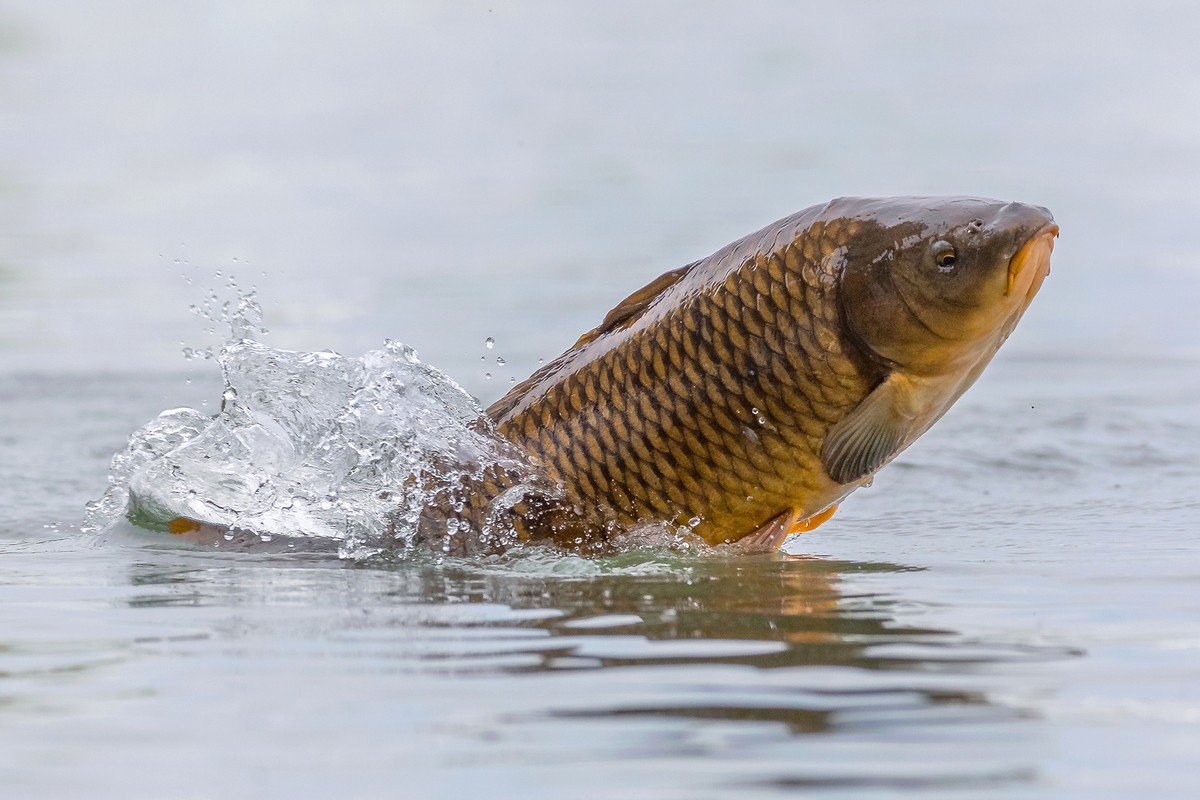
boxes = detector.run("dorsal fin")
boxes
[573,261,696,348]
[487,261,697,424]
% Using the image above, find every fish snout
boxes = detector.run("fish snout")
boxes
[990,201,1056,238]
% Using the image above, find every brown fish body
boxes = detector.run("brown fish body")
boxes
[490,206,873,546]
[486,196,1057,550]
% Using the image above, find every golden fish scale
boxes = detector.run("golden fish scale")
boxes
[493,216,877,546]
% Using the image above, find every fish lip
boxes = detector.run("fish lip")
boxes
[1006,222,1058,296]
[1034,221,1060,240]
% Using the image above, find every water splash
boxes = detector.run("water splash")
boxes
[180,273,269,361]
[86,339,544,560]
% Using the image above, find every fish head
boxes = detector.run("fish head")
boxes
[834,197,1057,376]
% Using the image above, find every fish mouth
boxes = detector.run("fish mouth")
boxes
[1006,222,1058,299]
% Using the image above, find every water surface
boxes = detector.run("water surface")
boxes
[2,2,1200,798]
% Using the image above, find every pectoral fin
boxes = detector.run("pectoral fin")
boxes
[821,372,918,485]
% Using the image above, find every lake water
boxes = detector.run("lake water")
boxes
[2,2,1200,798]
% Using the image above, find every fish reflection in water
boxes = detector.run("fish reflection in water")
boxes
[123,550,1072,750]
[410,554,1065,737]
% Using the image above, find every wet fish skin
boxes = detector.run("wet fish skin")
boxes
[486,196,1057,549]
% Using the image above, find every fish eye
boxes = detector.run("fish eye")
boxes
[932,240,957,272]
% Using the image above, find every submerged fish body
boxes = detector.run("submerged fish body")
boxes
[484,196,1057,550]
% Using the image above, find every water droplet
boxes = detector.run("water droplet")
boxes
[484,372,492,379]
[496,357,506,366]
[537,358,544,365]
[751,407,759,415]
[485,337,495,349]
[688,516,702,528]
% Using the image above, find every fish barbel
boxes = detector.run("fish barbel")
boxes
[481,196,1057,551]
